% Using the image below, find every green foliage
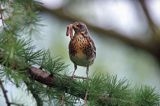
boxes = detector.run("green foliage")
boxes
[1,0,41,35]
[104,75,130,98]
[85,74,132,105]
[2,67,26,87]
[14,0,42,9]
[40,51,67,74]
[0,0,160,106]
[134,86,160,106]
[0,31,43,68]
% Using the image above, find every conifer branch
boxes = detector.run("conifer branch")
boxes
[0,35,160,105]
[27,67,160,105]
[0,45,160,105]
[27,67,102,101]
[71,75,89,80]
[0,1,160,105]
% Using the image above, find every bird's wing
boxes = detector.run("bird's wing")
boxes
[85,35,96,52]
[66,25,73,39]
[83,35,96,59]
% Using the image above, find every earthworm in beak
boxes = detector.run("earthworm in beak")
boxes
[66,24,73,39]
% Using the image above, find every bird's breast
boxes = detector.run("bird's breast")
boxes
[69,35,87,54]
[69,34,95,66]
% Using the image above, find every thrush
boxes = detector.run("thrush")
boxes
[66,22,96,105]
[66,22,96,79]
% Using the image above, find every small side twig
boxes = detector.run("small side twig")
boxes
[0,80,11,106]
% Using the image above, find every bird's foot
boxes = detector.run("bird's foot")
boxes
[71,75,88,80]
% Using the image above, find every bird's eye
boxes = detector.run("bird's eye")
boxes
[77,24,83,29]
[76,24,79,27]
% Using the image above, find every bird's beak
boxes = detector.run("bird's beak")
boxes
[66,24,73,39]
[72,24,78,30]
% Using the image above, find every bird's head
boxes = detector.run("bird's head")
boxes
[66,22,88,39]
[72,22,88,34]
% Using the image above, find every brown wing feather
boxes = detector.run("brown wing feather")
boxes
[69,40,76,56]
[82,34,96,59]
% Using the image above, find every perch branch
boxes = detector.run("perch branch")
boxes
[27,67,133,104]
[0,50,152,105]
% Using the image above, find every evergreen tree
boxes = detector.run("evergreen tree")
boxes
[0,0,160,106]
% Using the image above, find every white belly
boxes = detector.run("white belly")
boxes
[70,52,90,66]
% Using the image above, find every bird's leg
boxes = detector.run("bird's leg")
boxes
[72,64,77,79]
[84,66,89,106]
[86,66,89,79]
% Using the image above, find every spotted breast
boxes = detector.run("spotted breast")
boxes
[69,33,96,67]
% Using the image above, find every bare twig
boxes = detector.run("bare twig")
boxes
[0,80,11,106]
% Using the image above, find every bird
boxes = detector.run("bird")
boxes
[66,22,96,79]
[66,22,96,105]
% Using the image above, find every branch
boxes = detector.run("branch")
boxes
[138,0,158,36]
[0,2,159,105]
[36,6,160,61]
[0,48,159,105]
[27,67,93,99]
[71,75,89,80]
[0,80,11,106]
[27,67,130,104]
